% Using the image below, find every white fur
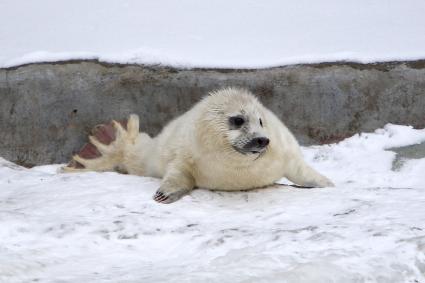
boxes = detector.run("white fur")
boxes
[63,88,334,203]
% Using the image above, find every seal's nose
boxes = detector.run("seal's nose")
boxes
[252,137,270,149]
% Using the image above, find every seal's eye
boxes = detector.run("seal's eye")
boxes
[259,118,263,127]
[229,116,245,127]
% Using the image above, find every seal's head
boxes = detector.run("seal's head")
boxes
[199,88,270,158]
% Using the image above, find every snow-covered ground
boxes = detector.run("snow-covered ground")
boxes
[1,124,425,283]
[1,0,425,68]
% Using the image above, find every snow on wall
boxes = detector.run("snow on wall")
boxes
[1,0,425,68]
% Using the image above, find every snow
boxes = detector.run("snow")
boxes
[1,124,425,282]
[1,0,425,69]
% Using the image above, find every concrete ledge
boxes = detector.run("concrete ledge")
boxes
[1,60,425,166]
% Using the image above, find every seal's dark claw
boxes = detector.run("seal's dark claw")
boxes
[153,191,169,203]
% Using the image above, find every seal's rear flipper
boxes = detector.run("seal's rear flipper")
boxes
[61,115,139,173]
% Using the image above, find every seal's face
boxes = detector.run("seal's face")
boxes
[200,88,271,159]
[226,108,270,156]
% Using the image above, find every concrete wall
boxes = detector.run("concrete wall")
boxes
[1,60,424,166]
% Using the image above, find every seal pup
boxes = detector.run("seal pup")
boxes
[63,87,334,203]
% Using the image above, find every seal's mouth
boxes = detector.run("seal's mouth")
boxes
[232,145,248,155]
[232,146,266,156]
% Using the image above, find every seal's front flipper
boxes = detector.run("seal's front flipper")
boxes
[285,161,334,188]
[153,161,195,204]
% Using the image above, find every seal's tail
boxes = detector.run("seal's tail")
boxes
[61,114,140,174]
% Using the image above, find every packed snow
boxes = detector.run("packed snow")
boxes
[1,124,425,283]
[1,0,425,68]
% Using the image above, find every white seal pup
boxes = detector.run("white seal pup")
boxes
[63,87,334,203]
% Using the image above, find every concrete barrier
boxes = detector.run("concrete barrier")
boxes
[1,60,424,166]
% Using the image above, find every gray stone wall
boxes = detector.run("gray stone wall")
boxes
[1,60,424,166]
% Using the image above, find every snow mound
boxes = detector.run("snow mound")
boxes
[1,0,425,68]
[1,124,425,282]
